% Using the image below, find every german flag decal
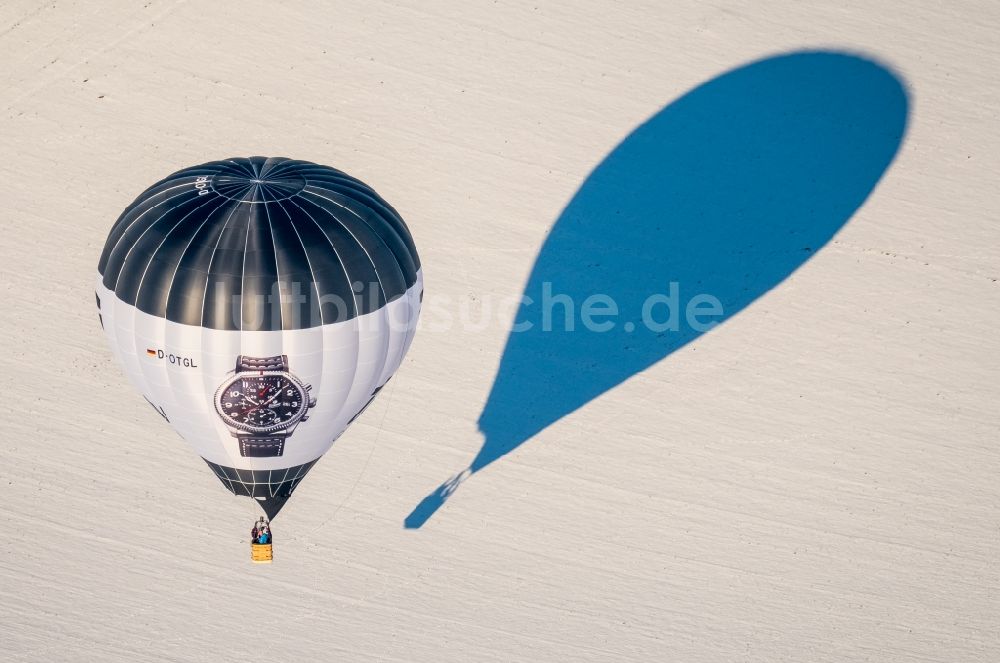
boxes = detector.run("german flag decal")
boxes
[146,348,157,357]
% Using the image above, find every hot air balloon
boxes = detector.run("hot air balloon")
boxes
[96,157,422,527]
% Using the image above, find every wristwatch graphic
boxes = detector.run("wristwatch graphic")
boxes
[214,355,317,457]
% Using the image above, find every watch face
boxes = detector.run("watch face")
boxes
[215,372,308,434]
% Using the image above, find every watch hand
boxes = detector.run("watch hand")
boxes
[259,389,283,408]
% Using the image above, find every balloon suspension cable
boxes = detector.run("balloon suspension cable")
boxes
[293,378,398,545]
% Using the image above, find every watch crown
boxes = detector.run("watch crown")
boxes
[309,397,317,407]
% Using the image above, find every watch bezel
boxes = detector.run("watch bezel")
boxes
[214,370,310,434]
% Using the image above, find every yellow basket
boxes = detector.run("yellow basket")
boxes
[251,543,273,563]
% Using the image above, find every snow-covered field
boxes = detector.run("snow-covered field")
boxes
[2,1,998,661]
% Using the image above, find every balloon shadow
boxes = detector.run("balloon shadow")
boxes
[405,51,909,528]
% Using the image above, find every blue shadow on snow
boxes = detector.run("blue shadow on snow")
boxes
[406,51,908,528]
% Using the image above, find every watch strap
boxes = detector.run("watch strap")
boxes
[231,356,294,457]
[236,355,289,372]
[238,435,286,457]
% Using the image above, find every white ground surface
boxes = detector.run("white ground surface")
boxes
[2,2,998,661]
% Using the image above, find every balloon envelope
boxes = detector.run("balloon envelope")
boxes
[97,157,422,518]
